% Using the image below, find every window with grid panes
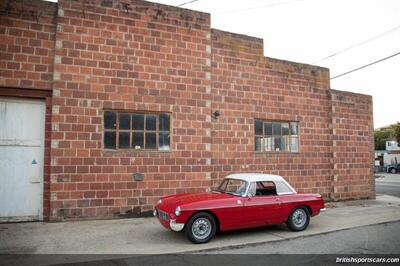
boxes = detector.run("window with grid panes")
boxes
[255,120,299,152]
[103,111,171,151]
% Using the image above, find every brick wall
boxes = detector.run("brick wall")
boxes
[0,0,56,90]
[49,0,212,219]
[210,29,334,198]
[0,0,374,221]
[331,89,375,199]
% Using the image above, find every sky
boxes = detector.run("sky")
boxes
[47,0,399,129]
[148,0,400,129]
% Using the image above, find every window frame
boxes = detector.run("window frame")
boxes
[274,180,296,195]
[255,119,300,153]
[248,180,296,196]
[103,110,172,152]
[251,181,278,197]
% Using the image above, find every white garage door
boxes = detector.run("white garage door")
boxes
[0,98,45,222]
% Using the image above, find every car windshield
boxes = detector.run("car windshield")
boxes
[214,178,248,196]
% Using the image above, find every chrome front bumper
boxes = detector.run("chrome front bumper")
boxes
[320,208,326,212]
[169,219,184,232]
[154,209,184,232]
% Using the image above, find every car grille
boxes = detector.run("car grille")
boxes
[157,209,169,221]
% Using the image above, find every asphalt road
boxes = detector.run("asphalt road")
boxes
[202,221,400,254]
[376,174,400,197]
[7,222,397,266]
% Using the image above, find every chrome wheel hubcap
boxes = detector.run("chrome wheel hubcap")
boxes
[192,218,212,240]
[292,209,307,228]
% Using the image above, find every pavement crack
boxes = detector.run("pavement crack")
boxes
[364,229,369,251]
[268,232,286,239]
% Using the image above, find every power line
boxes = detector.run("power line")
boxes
[216,0,305,14]
[330,51,400,80]
[178,0,199,7]
[313,25,400,64]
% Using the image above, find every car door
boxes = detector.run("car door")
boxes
[211,179,248,231]
[213,195,247,231]
[243,181,282,227]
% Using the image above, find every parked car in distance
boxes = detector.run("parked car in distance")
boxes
[387,164,400,174]
[153,173,325,243]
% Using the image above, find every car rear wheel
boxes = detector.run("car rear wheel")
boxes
[185,212,216,244]
[287,206,310,231]
[391,168,397,174]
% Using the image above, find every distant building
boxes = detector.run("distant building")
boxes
[386,140,400,151]
[375,140,400,169]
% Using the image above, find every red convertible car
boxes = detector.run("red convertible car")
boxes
[153,173,325,243]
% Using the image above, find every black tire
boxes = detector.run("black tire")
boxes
[185,212,216,244]
[391,168,397,174]
[286,206,310,232]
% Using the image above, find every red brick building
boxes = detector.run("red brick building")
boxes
[0,0,374,221]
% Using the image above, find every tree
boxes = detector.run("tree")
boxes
[374,127,394,150]
[393,122,400,144]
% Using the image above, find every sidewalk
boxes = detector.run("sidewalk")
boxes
[1,195,400,255]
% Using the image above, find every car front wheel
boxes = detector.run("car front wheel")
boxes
[287,206,310,231]
[391,168,397,174]
[185,212,216,244]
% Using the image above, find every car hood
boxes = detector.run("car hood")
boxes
[157,192,234,211]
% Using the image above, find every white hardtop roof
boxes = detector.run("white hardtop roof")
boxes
[224,173,286,183]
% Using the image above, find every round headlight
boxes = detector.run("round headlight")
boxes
[158,199,162,204]
[175,206,181,216]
